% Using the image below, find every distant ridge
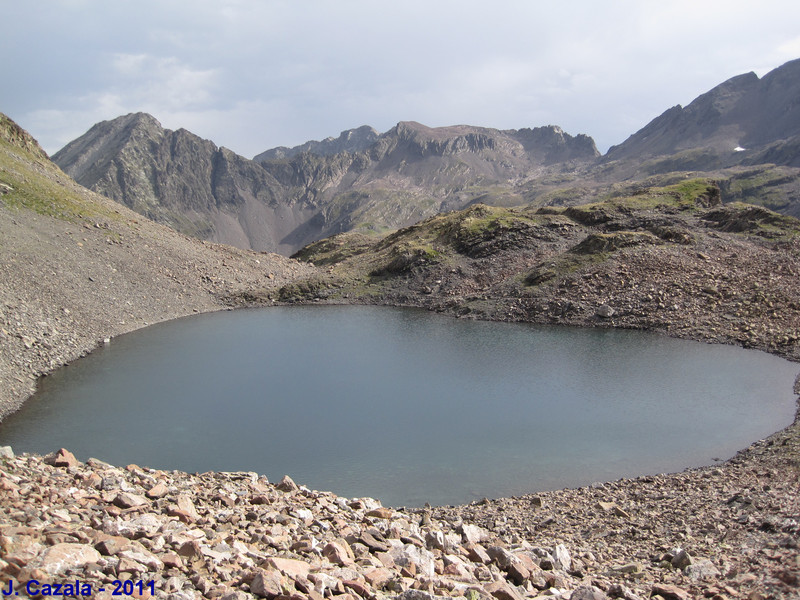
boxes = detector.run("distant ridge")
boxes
[54,117,599,254]
[605,58,800,166]
[253,125,380,161]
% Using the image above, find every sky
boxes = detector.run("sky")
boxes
[2,0,800,159]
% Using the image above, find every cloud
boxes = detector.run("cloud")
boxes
[19,54,220,154]
[5,0,800,156]
[109,53,219,110]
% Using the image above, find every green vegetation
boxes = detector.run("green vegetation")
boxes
[0,119,120,223]
[703,202,800,239]
[293,232,376,265]
[533,179,718,226]
[453,204,535,235]
[369,242,442,276]
[717,166,799,211]
[523,252,607,287]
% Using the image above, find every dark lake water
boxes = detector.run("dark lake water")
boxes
[1,306,797,507]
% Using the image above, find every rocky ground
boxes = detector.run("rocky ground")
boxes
[1,411,798,600]
[1,118,799,599]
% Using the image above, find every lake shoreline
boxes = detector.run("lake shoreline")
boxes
[3,202,800,598]
[2,289,800,597]
[5,305,795,509]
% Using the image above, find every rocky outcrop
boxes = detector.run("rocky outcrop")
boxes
[0,114,49,161]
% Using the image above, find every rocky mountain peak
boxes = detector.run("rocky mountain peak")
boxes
[510,125,600,164]
[253,125,379,162]
[51,113,168,187]
[605,58,800,163]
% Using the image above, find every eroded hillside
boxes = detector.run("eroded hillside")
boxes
[245,180,800,361]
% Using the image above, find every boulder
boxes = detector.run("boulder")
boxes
[117,547,164,571]
[113,492,149,508]
[670,548,692,570]
[146,481,169,498]
[103,513,165,538]
[459,523,491,544]
[366,507,393,519]
[43,448,79,468]
[484,579,525,600]
[570,587,608,600]
[33,542,101,575]
[595,304,615,319]
[685,558,721,581]
[251,568,285,598]
[388,544,436,578]
[465,543,491,565]
[276,475,299,492]
[267,556,312,579]
[650,584,691,600]
[553,544,571,571]
[323,540,355,566]
[486,546,514,570]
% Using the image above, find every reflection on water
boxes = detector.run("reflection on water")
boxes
[1,306,797,507]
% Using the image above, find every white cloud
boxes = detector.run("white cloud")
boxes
[775,37,800,66]
[109,53,219,110]
[5,0,800,156]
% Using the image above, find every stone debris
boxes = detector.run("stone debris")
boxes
[2,418,799,600]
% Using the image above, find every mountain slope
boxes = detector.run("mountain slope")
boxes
[0,112,314,417]
[605,58,800,166]
[55,116,599,254]
[51,113,323,254]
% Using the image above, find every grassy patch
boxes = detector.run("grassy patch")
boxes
[0,137,119,223]
[703,202,800,239]
[293,232,376,265]
[369,241,442,276]
[717,166,799,211]
[555,179,719,225]
[523,252,608,287]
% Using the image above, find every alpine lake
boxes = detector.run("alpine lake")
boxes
[1,306,797,507]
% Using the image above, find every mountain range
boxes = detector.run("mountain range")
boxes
[52,58,800,255]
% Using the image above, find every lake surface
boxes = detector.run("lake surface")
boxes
[1,306,797,507]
